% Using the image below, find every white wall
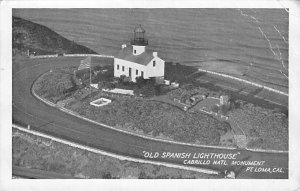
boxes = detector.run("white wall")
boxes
[132,45,146,55]
[114,58,147,82]
[114,54,165,82]
[144,57,165,79]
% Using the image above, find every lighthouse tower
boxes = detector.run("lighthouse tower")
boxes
[131,25,148,55]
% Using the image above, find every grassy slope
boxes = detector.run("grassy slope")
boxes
[12,16,98,56]
[13,129,218,179]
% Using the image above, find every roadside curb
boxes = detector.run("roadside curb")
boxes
[246,148,288,153]
[12,124,219,176]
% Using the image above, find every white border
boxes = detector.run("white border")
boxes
[1,0,300,191]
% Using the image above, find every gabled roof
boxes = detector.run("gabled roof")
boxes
[116,46,154,66]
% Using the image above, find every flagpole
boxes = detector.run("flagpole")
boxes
[90,57,92,99]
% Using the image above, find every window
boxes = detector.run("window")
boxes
[134,50,136,54]
[136,69,138,75]
[141,71,144,77]
[122,66,125,71]
[117,65,119,70]
[153,60,156,67]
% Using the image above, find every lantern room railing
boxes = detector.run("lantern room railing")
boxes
[131,38,148,46]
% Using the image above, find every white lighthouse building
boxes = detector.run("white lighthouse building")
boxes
[114,25,165,82]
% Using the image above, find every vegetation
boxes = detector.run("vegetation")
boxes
[12,16,97,56]
[34,71,76,103]
[34,63,288,150]
[229,103,288,150]
[134,78,157,97]
[13,129,218,179]
[66,94,230,145]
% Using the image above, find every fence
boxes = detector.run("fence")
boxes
[29,54,115,59]
[198,69,288,96]
[30,54,58,59]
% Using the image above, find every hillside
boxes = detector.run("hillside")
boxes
[12,16,98,56]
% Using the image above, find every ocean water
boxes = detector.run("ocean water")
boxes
[13,9,289,90]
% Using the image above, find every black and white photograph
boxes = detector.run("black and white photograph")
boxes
[1,0,300,190]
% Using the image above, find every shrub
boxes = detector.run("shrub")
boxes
[220,105,229,116]
[136,76,146,88]
[102,172,112,179]
[139,81,156,97]
[211,105,219,113]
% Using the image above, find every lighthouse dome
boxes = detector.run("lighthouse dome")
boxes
[134,25,146,33]
[131,24,148,46]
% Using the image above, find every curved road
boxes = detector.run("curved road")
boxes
[12,56,288,179]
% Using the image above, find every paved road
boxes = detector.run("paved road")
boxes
[12,56,288,179]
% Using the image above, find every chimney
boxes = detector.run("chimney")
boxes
[122,44,127,49]
[153,52,157,57]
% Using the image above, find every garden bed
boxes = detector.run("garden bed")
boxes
[90,98,112,107]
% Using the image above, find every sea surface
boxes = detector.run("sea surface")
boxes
[13,9,289,91]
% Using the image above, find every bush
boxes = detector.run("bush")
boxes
[98,81,115,90]
[211,105,219,113]
[102,172,112,179]
[136,76,146,88]
[138,81,156,97]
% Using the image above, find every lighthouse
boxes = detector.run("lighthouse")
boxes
[114,25,165,83]
[131,24,148,55]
